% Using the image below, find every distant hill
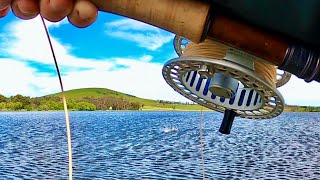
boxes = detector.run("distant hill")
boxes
[47,88,206,111]
[46,88,319,112]
[0,87,317,112]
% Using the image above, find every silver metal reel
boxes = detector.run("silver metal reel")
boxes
[162,57,285,119]
[174,35,292,88]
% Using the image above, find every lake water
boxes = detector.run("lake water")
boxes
[0,111,319,179]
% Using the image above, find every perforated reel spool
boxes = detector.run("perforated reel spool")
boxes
[165,36,285,119]
[174,35,292,88]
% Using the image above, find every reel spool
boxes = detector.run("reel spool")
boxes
[163,36,286,134]
[174,36,292,88]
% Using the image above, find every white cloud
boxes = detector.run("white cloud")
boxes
[0,16,113,71]
[105,19,173,51]
[61,59,187,102]
[278,76,320,106]
[0,17,187,102]
[136,55,152,62]
[0,59,60,97]
[0,57,188,102]
[46,17,69,28]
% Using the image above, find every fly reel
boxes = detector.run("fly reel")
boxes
[163,36,286,134]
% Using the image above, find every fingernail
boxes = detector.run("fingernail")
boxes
[0,5,9,11]
[0,7,10,18]
[0,0,10,11]
[17,0,34,15]
[77,11,89,21]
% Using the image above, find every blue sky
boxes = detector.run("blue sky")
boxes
[0,11,319,106]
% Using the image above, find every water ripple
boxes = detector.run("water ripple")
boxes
[0,111,319,179]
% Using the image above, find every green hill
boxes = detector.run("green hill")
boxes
[48,88,206,111]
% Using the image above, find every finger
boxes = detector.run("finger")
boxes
[67,0,98,28]
[40,0,73,22]
[0,0,11,11]
[11,0,39,20]
[0,6,10,18]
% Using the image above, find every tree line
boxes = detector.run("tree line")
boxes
[294,106,320,112]
[157,100,195,105]
[0,94,142,111]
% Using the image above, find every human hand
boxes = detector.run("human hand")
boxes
[0,0,98,28]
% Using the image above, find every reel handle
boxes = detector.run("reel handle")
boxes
[219,109,237,135]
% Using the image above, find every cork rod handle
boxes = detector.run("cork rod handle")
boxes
[91,0,210,43]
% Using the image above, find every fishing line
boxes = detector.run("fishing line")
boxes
[40,16,73,180]
[199,108,206,179]
[183,40,277,87]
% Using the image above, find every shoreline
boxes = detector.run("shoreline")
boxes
[0,109,318,113]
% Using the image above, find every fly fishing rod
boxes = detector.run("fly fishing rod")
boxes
[90,0,320,84]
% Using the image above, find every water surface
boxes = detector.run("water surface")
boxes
[0,111,319,179]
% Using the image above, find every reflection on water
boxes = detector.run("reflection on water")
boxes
[0,111,319,179]
[161,127,178,133]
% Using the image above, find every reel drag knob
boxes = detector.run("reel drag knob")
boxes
[209,73,238,99]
